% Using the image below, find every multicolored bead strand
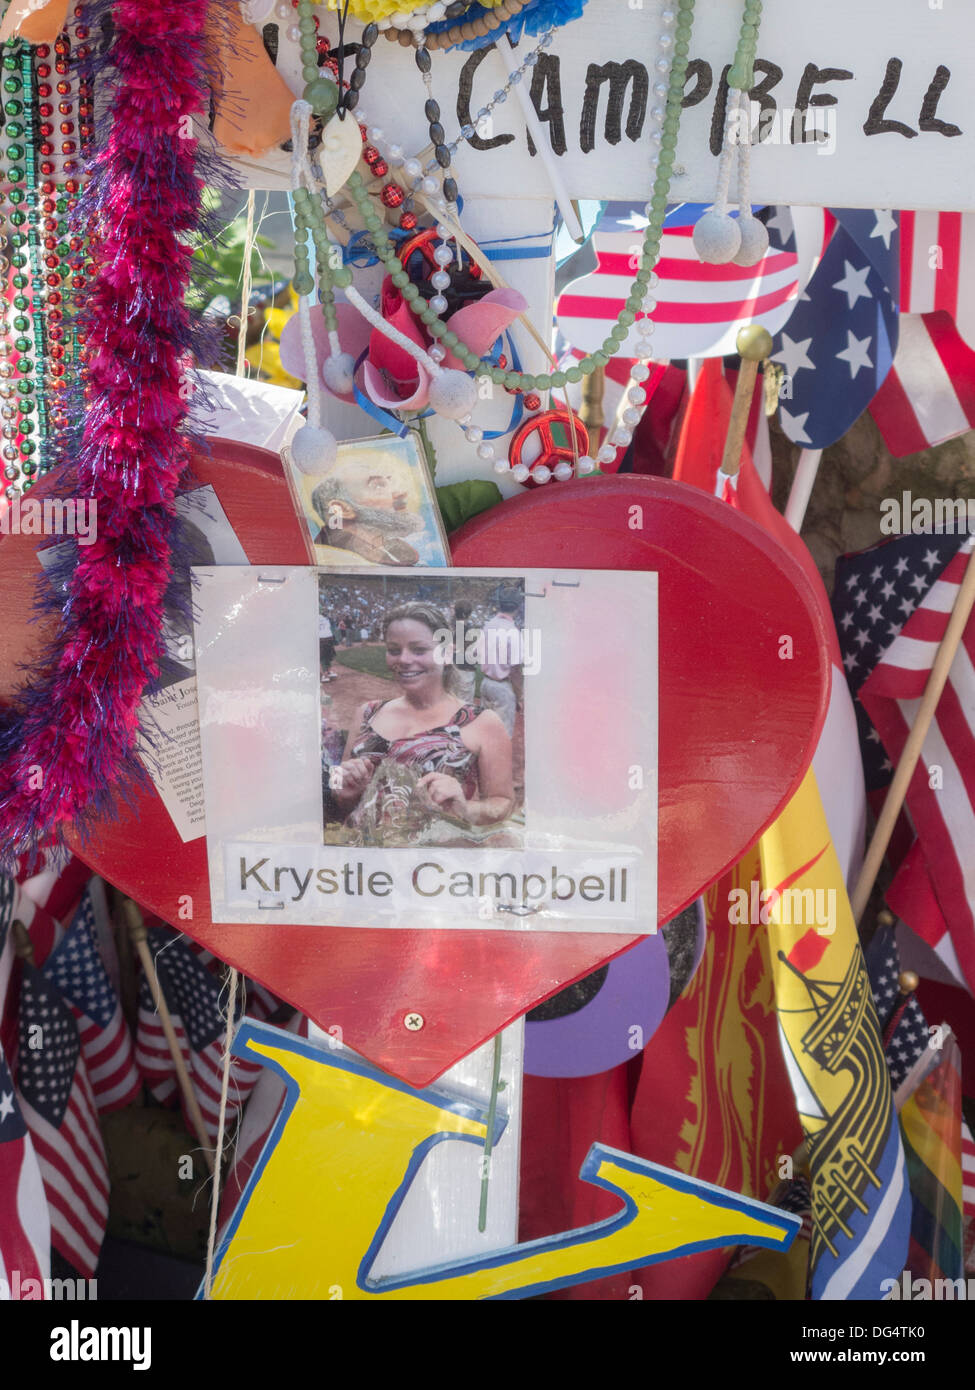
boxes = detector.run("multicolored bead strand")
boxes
[329,0,696,403]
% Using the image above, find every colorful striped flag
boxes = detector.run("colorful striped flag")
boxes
[899,1035,965,1284]
[556,203,825,362]
[869,312,975,457]
[16,962,109,1279]
[860,538,975,996]
[759,768,911,1300]
[43,887,140,1114]
[864,922,965,1283]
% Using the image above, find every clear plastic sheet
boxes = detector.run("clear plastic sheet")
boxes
[193,564,657,931]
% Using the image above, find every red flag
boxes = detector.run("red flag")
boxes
[629,849,803,1299]
[670,358,864,885]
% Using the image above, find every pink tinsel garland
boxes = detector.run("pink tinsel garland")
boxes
[0,0,212,852]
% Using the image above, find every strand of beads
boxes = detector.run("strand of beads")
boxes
[59,9,96,464]
[413,41,457,208]
[601,0,765,466]
[0,42,24,497]
[586,2,689,469]
[353,0,696,406]
[340,16,379,111]
[22,43,53,483]
[359,25,554,227]
[384,0,527,47]
[420,27,553,189]
[0,39,45,497]
[41,25,88,464]
[288,3,698,473]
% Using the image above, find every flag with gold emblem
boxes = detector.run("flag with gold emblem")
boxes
[759,768,912,1299]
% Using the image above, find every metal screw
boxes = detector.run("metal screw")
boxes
[404,1011,425,1031]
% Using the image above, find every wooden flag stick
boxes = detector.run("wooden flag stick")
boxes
[851,540,975,924]
[122,899,214,1173]
[720,325,773,480]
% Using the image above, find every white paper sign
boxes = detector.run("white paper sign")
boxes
[237,0,974,209]
[194,565,658,932]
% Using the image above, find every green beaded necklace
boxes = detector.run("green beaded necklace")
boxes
[0,39,45,493]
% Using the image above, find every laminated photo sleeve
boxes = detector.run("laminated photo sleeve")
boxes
[193,566,657,933]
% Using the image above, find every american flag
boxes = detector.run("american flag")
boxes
[135,927,272,1144]
[0,885,50,1298]
[832,531,969,793]
[772,208,899,449]
[556,203,825,362]
[859,538,975,997]
[15,852,90,928]
[865,921,931,1090]
[900,211,975,349]
[43,888,140,1114]
[870,312,975,457]
[0,1051,50,1297]
[16,962,108,1279]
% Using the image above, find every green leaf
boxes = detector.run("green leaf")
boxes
[435,479,503,532]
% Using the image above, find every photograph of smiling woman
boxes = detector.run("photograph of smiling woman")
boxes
[323,591,524,851]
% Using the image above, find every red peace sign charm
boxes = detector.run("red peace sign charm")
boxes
[507,409,590,488]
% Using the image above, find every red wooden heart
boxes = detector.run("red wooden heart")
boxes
[0,450,828,1085]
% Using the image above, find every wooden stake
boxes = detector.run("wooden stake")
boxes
[850,540,975,924]
[720,325,773,480]
[122,899,214,1173]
